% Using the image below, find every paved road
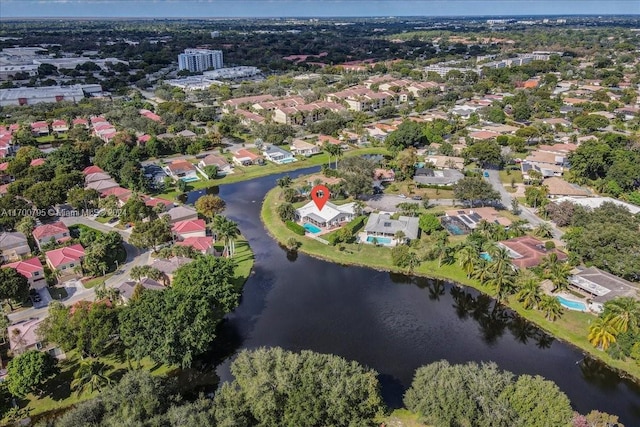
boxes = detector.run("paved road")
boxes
[485,169,563,239]
[7,216,148,323]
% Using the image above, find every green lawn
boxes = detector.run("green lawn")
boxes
[230,237,255,290]
[377,409,430,427]
[262,184,640,382]
[154,147,390,200]
[94,215,114,224]
[499,169,524,186]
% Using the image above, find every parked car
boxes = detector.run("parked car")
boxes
[108,217,119,224]
[412,195,423,200]
[483,171,490,177]
[398,194,407,199]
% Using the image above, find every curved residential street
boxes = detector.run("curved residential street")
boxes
[7,215,149,324]
[485,169,564,239]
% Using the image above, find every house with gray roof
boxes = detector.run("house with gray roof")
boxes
[149,256,193,283]
[262,145,295,164]
[413,168,464,186]
[0,231,30,262]
[569,266,639,313]
[163,205,198,224]
[117,278,165,303]
[362,213,420,246]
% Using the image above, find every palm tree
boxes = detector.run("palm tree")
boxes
[538,295,563,321]
[458,245,479,278]
[213,216,240,258]
[394,230,406,245]
[602,297,640,334]
[406,252,420,274]
[486,271,515,302]
[516,277,542,309]
[507,220,528,238]
[533,222,554,239]
[588,316,618,351]
[471,261,492,284]
[71,359,112,396]
[549,262,572,292]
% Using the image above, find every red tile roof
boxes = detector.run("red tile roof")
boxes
[45,244,85,269]
[32,221,69,241]
[0,162,8,171]
[498,236,567,269]
[143,196,173,208]
[51,120,68,127]
[29,158,45,167]
[2,257,44,279]
[100,186,131,198]
[30,121,48,130]
[175,236,214,252]
[82,165,104,175]
[172,219,206,234]
[137,134,151,143]
[234,149,260,160]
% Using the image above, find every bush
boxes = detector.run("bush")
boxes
[286,221,306,235]
[544,240,556,250]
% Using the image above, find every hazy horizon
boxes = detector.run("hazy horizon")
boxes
[2,1,639,19]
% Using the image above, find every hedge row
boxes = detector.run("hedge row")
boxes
[326,215,367,245]
[286,220,306,235]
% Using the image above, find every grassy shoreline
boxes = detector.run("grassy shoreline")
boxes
[261,184,640,384]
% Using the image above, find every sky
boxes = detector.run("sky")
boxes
[1,0,638,18]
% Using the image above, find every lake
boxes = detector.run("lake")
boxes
[187,166,640,424]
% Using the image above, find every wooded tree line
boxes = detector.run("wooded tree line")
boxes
[26,348,621,427]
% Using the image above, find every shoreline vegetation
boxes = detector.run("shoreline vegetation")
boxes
[260,182,640,384]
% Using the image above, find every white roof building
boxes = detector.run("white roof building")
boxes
[553,196,640,215]
[295,201,356,228]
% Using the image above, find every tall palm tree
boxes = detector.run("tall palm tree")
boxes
[602,297,640,334]
[486,271,515,302]
[488,247,513,277]
[516,278,542,309]
[394,230,406,245]
[71,359,112,396]
[588,316,618,351]
[458,245,479,278]
[549,262,572,292]
[471,261,492,284]
[406,252,420,274]
[213,216,240,258]
[507,220,528,238]
[538,295,563,321]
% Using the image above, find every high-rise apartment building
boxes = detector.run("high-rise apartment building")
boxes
[177,49,223,73]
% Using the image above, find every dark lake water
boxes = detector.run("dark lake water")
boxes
[188,167,640,424]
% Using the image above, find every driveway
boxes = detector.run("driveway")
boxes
[32,287,52,309]
[485,169,563,239]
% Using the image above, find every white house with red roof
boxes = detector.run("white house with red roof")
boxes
[100,186,132,205]
[172,219,206,240]
[143,196,174,211]
[82,165,104,175]
[30,121,49,136]
[175,236,216,255]
[232,149,263,166]
[137,134,151,144]
[29,158,46,167]
[2,257,46,289]
[45,244,85,276]
[72,118,89,128]
[164,160,198,181]
[51,119,69,133]
[32,221,71,249]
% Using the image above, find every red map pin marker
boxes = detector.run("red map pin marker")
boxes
[311,184,330,211]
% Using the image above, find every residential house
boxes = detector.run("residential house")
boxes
[51,119,69,133]
[164,205,198,224]
[542,177,590,198]
[139,109,162,122]
[72,118,89,129]
[232,149,263,166]
[86,179,120,193]
[197,154,233,177]
[273,102,345,125]
[290,139,320,157]
[32,221,71,249]
[443,207,512,235]
[100,186,132,206]
[295,201,356,230]
[165,160,198,181]
[568,266,640,313]
[45,243,85,277]
[469,130,500,141]
[498,236,567,269]
[137,134,151,145]
[374,168,395,184]
[7,318,64,358]
[425,155,465,170]
[143,196,174,211]
[30,121,49,136]
[0,231,30,262]
[2,257,46,289]
[82,165,104,175]
[552,196,640,215]
[30,158,45,167]
[413,168,464,186]
[143,164,169,188]
[85,172,112,184]
[172,219,207,240]
[263,146,295,164]
[117,278,165,303]
[235,109,265,126]
[149,256,193,283]
[175,236,216,255]
[362,213,420,246]
[176,129,197,139]
[222,94,276,113]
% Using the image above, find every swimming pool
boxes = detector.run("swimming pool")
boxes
[280,158,298,164]
[366,236,392,245]
[480,252,493,262]
[181,176,200,182]
[444,223,465,235]
[557,295,587,311]
[303,223,322,234]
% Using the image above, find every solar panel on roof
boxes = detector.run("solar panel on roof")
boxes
[459,215,474,225]
[457,210,465,214]
[469,213,482,221]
